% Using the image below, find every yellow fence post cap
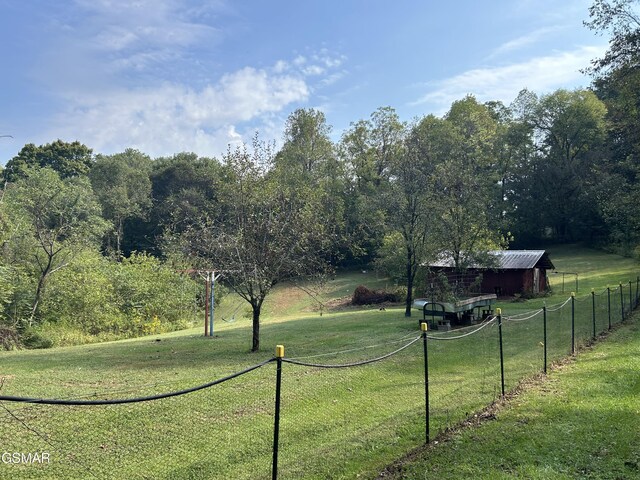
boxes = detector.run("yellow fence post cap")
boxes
[276,345,285,358]
[420,322,428,332]
[496,308,502,315]
[571,292,576,297]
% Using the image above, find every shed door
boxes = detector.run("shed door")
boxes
[533,268,540,294]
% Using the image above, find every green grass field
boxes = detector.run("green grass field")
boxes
[0,245,637,479]
[383,316,640,479]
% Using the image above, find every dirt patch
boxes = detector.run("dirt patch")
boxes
[323,296,353,311]
[322,296,404,313]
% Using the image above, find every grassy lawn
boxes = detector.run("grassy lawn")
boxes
[499,244,639,314]
[0,246,637,479]
[382,315,640,480]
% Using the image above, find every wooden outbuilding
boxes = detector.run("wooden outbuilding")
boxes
[425,250,555,297]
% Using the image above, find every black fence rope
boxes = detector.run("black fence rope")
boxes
[282,335,422,368]
[287,331,419,361]
[0,357,275,406]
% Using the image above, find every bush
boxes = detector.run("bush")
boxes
[21,328,54,349]
[35,250,203,346]
[351,285,398,305]
[39,251,124,335]
[0,325,20,350]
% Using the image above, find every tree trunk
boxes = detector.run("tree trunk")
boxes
[116,217,123,259]
[29,256,54,326]
[251,303,261,352]
[405,248,414,317]
[29,272,48,326]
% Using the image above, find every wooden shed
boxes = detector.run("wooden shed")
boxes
[425,250,555,297]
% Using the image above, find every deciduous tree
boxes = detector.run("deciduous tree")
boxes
[3,140,93,182]
[89,149,152,257]
[183,138,330,352]
[3,168,108,324]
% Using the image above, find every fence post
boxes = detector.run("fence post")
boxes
[421,322,429,444]
[543,304,547,375]
[272,345,285,480]
[607,287,611,330]
[629,281,633,314]
[571,292,575,355]
[591,289,596,340]
[620,283,624,321]
[497,308,505,398]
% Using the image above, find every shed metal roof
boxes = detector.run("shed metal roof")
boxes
[428,250,555,270]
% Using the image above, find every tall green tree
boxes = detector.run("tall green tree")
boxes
[585,1,640,251]
[339,107,404,265]
[149,153,222,247]
[276,108,334,179]
[431,96,505,270]
[3,140,93,182]
[89,149,152,257]
[275,109,347,264]
[384,116,436,316]
[3,168,109,324]
[584,0,640,77]
[528,89,607,241]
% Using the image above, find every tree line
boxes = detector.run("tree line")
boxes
[0,0,638,351]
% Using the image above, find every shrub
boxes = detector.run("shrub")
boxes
[35,250,202,346]
[0,325,20,350]
[39,251,124,335]
[352,285,397,305]
[21,328,54,349]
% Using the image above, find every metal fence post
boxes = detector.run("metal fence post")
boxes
[543,305,547,374]
[497,308,505,398]
[571,292,575,355]
[620,283,625,321]
[607,287,611,330]
[591,289,596,340]
[421,322,429,444]
[272,345,284,480]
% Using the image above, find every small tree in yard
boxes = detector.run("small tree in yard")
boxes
[3,168,109,325]
[183,138,330,352]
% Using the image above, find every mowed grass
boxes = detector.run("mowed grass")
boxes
[383,315,640,480]
[0,246,637,479]
[499,244,639,316]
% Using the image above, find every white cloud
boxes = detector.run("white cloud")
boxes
[488,26,566,58]
[47,65,310,158]
[412,45,607,113]
[303,65,326,76]
[31,1,348,158]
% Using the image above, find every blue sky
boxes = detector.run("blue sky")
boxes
[0,0,606,163]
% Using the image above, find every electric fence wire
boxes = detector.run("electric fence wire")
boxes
[502,308,540,319]
[546,296,572,312]
[0,368,259,415]
[0,357,275,406]
[504,309,543,322]
[1,357,281,414]
[575,293,592,303]
[426,316,497,341]
[287,331,421,361]
[282,335,422,368]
